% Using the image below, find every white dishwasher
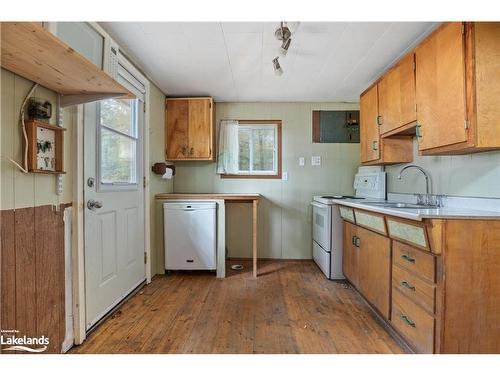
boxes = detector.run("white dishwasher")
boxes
[164,202,217,271]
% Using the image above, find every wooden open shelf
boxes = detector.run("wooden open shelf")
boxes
[0,22,134,107]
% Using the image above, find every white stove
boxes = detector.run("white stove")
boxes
[311,167,386,279]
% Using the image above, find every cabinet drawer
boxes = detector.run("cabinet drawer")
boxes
[392,290,435,353]
[387,217,429,250]
[354,209,387,235]
[393,241,436,283]
[392,264,435,314]
[339,206,355,223]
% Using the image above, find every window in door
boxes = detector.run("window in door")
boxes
[98,98,139,188]
[223,120,282,179]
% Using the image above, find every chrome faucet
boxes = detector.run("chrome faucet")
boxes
[397,165,435,206]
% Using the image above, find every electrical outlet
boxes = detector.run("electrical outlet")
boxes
[299,157,305,166]
[311,156,321,166]
[282,171,288,181]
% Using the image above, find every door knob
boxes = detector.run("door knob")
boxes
[87,199,103,210]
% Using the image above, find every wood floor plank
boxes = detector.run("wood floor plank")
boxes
[71,260,404,354]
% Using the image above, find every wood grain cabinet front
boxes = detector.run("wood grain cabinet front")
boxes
[342,222,359,287]
[391,289,435,354]
[343,215,500,354]
[378,53,417,135]
[416,22,500,154]
[360,82,413,165]
[165,97,215,161]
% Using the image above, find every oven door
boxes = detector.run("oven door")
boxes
[311,201,332,251]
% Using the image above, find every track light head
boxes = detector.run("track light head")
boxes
[280,37,292,56]
[272,56,283,76]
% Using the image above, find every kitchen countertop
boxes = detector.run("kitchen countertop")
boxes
[330,197,500,221]
[155,193,261,202]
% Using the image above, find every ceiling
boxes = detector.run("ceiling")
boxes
[100,22,438,102]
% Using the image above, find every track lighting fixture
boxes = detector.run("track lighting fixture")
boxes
[273,22,293,73]
[280,37,291,56]
[272,56,283,76]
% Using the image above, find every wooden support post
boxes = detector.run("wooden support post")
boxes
[252,199,258,277]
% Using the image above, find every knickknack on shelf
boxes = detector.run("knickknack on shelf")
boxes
[26,120,66,174]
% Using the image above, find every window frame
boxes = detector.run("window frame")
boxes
[97,98,141,191]
[221,120,282,179]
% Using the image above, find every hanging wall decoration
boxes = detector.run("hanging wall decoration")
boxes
[26,120,66,174]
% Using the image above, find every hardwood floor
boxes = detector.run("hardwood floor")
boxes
[71,260,404,354]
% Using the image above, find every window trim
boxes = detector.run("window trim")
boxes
[97,98,141,191]
[221,120,282,179]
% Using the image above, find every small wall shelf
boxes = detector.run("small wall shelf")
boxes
[26,120,66,174]
[0,22,134,107]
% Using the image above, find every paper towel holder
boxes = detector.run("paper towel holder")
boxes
[151,162,175,176]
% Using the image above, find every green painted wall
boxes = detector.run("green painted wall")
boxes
[1,67,169,275]
[148,83,173,275]
[1,68,74,210]
[172,102,361,260]
[386,140,500,198]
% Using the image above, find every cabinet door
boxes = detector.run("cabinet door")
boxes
[187,98,213,159]
[357,226,391,319]
[166,99,189,159]
[343,222,359,287]
[415,22,467,151]
[378,53,417,134]
[360,85,380,162]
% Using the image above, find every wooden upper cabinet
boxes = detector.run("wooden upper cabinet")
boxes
[360,85,413,165]
[415,22,500,154]
[378,53,417,134]
[165,97,215,161]
[360,85,380,163]
[415,22,468,151]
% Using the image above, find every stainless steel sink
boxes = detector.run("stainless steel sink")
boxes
[363,202,438,209]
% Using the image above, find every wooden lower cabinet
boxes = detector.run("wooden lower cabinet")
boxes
[342,223,391,319]
[392,289,435,353]
[341,214,500,353]
[357,226,391,320]
[342,222,359,287]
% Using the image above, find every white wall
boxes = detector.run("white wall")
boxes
[386,140,500,198]
[172,102,361,260]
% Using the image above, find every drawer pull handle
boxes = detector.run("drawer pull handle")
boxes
[400,314,416,328]
[401,281,416,291]
[352,235,356,245]
[401,254,416,263]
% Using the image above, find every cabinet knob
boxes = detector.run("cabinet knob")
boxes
[372,140,378,151]
[354,236,361,248]
[401,254,416,263]
[400,280,416,291]
[400,314,416,328]
[416,124,423,138]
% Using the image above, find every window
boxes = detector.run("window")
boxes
[223,120,282,179]
[98,98,139,187]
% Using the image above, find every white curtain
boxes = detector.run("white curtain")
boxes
[216,120,239,174]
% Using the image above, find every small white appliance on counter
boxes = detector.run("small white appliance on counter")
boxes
[164,202,217,271]
[311,166,386,279]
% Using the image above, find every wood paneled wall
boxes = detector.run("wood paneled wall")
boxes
[1,204,68,353]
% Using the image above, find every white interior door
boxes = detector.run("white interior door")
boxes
[84,97,145,330]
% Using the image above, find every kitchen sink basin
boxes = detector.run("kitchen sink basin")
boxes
[363,202,438,209]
